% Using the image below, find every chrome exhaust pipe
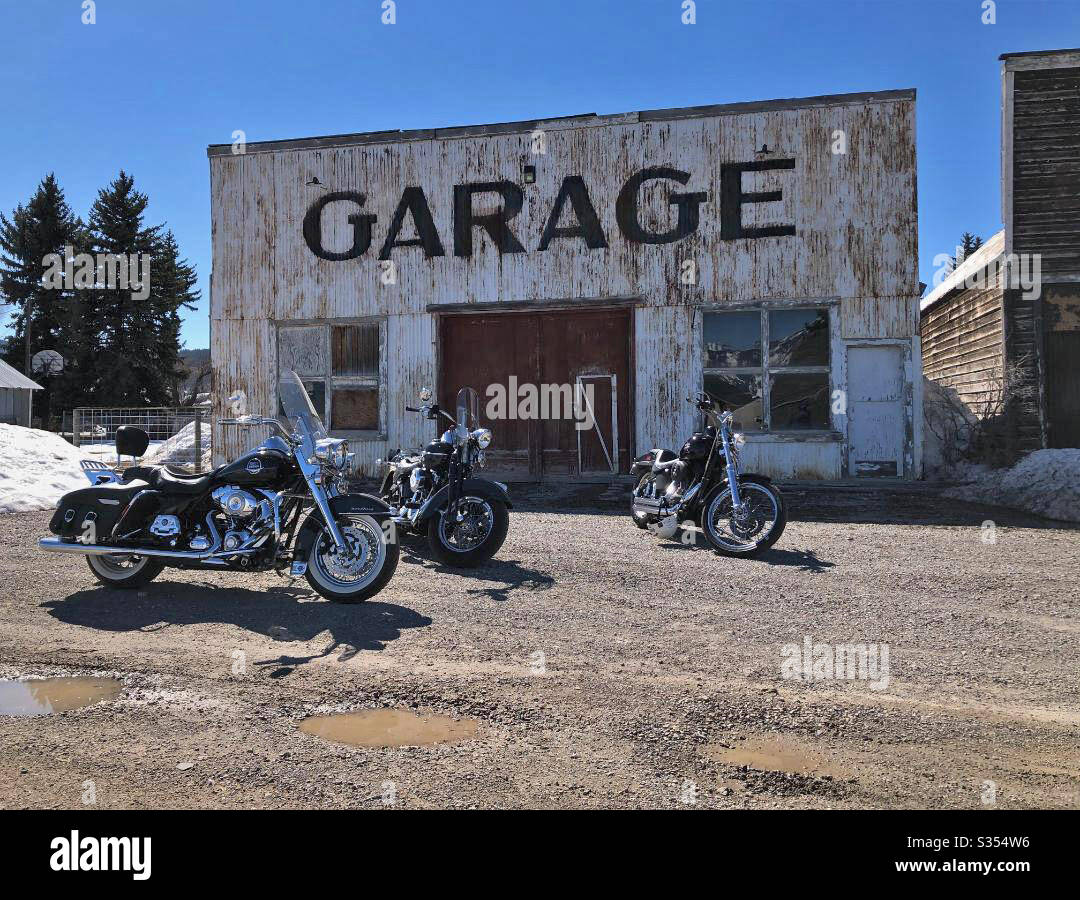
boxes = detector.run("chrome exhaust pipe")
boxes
[39,538,217,559]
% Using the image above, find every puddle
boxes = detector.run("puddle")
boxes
[299,708,480,748]
[706,736,842,777]
[0,677,123,717]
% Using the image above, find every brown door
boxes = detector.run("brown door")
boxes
[439,308,632,479]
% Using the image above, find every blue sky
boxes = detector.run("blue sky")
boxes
[2,0,1076,349]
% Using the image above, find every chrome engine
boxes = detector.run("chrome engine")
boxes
[211,486,260,518]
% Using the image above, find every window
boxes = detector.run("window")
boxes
[277,320,385,435]
[703,307,831,431]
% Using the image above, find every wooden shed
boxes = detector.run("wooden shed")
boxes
[921,48,1080,454]
[0,359,42,427]
[207,89,921,480]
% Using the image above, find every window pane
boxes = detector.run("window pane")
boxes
[333,324,380,376]
[332,387,379,430]
[769,308,829,367]
[704,372,763,431]
[703,311,761,368]
[770,373,830,430]
[278,326,326,376]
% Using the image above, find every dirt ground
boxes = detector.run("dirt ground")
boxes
[1,483,1078,810]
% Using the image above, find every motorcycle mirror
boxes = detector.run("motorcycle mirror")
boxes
[419,387,433,402]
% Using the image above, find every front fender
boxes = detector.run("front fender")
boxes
[413,477,513,527]
[294,492,394,559]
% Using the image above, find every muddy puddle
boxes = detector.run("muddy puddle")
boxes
[706,735,846,777]
[299,708,480,748]
[0,677,123,717]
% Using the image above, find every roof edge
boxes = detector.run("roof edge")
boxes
[919,230,1006,314]
[207,88,916,158]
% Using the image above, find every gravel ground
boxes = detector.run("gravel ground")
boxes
[1,483,1078,810]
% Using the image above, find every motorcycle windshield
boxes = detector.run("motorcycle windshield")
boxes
[456,387,480,430]
[278,369,328,444]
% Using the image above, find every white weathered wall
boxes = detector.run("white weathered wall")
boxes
[210,94,919,473]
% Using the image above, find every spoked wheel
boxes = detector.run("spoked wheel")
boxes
[427,496,509,567]
[306,514,399,603]
[86,552,164,588]
[700,480,786,557]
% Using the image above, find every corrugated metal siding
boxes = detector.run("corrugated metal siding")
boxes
[921,282,1005,410]
[1011,66,1080,279]
[633,305,697,455]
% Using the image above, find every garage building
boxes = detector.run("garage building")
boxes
[207,89,920,480]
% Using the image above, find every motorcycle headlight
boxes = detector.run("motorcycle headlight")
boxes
[315,438,348,470]
[472,428,493,449]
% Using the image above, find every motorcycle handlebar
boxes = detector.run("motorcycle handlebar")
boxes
[405,406,420,412]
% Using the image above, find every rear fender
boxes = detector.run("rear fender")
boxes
[413,477,512,527]
[294,492,395,559]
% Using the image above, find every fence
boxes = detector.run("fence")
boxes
[69,406,211,472]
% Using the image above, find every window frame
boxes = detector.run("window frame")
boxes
[276,317,387,440]
[702,304,833,433]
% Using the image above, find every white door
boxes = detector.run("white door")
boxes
[847,346,904,478]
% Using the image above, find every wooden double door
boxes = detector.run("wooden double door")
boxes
[439,308,632,479]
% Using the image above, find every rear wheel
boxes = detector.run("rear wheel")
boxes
[305,514,399,603]
[427,497,509,567]
[699,480,786,557]
[86,553,164,588]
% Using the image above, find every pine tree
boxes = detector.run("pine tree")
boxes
[0,174,84,424]
[951,232,984,269]
[85,172,199,407]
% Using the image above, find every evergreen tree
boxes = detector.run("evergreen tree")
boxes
[951,232,984,270]
[0,174,85,424]
[85,172,199,407]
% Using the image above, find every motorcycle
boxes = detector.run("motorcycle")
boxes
[377,386,511,567]
[38,369,399,603]
[630,390,786,556]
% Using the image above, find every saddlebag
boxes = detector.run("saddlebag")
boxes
[48,480,150,543]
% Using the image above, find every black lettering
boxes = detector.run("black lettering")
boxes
[538,175,608,250]
[719,159,796,240]
[302,191,377,261]
[378,186,445,259]
[453,182,526,257]
[616,167,707,244]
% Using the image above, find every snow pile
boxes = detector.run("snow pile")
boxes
[943,449,1080,523]
[141,420,212,470]
[0,423,89,514]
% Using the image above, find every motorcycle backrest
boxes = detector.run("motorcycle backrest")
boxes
[115,425,150,458]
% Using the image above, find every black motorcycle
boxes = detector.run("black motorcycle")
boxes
[38,369,399,603]
[630,390,786,556]
[377,386,511,567]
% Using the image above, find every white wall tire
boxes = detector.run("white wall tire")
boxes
[305,514,399,603]
[86,553,164,588]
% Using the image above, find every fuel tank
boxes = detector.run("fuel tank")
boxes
[680,428,715,461]
[216,437,298,487]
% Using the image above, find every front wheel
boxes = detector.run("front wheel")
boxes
[699,479,786,557]
[427,496,509,567]
[305,514,399,603]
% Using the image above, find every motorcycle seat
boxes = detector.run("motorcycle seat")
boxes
[154,467,214,495]
[123,464,213,495]
[651,448,679,471]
